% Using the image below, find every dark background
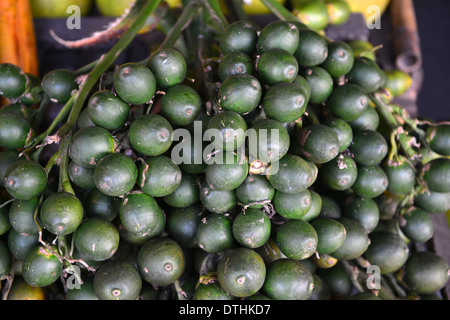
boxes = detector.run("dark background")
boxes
[414,0,450,121]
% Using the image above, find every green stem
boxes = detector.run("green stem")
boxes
[203,0,229,31]
[66,0,163,130]
[58,134,75,195]
[23,94,76,155]
[260,0,299,21]
[152,1,203,57]
[370,93,417,160]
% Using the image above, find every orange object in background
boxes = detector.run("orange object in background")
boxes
[0,0,39,77]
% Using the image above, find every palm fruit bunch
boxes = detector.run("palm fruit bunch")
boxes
[0,0,449,301]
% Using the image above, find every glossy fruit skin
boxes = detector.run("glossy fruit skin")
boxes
[426,124,450,156]
[262,258,314,300]
[9,197,40,235]
[403,251,450,295]
[4,160,48,200]
[129,114,173,156]
[296,124,340,164]
[0,63,28,99]
[257,20,300,54]
[311,218,347,255]
[248,118,290,164]
[302,190,322,222]
[293,0,329,31]
[217,247,266,298]
[352,165,388,198]
[276,219,318,260]
[256,49,299,85]
[266,154,314,193]
[199,182,237,214]
[300,66,333,104]
[321,41,354,77]
[400,207,434,244]
[273,189,311,220]
[262,82,308,123]
[68,126,117,168]
[414,189,450,214]
[73,217,120,261]
[327,83,369,122]
[41,69,77,104]
[161,84,202,126]
[8,226,39,261]
[196,213,234,253]
[235,175,275,209]
[220,20,258,56]
[82,191,118,225]
[22,245,63,287]
[94,153,138,197]
[347,57,386,93]
[206,110,247,152]
[68,161,95,190]
[349,130,388,165]
[0,150,21,187]
[113,62,156,105]
[232,208,271,248]
[218,52,254,81]
[205,151,248,191]
[331,217,370,260]
[148,47,187,89]
[137,155,182,197]
[137,237,185,286]
[0,112,34,150]
[342,195,379,233]
[423,158,450,193]
[87,90,130,131]
[294,29,328,67]
[323,117,353,152]
[166,202,204,249]
[364,231,409,274]
[218,74,262,114]
[348,105,380,131]
[119,193,164,237]
[383,157,416,195]
[163,173,199,208]
[40,192,84,236]
[320,154,358,191]
[94,260,142,300]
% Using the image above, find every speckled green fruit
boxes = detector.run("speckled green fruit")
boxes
[217,248,266,298]
[94,153,138,197]
[94,260,142,300]
[148,47,187,89]
[22,245,63,287]
[129,114,173,156]
[3,160,47,200]
[196,213,234,253]
[232,208,271,248]
[276,219,318,260]
[40,192,83,236]
[68,126,117,168]
[137,155,182,198]
[137,237,185,286]
[262,258,314,300]
[113,62,156,105]
[160,84,202,126]
[119,193,164,237]
[73,217,120,261]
